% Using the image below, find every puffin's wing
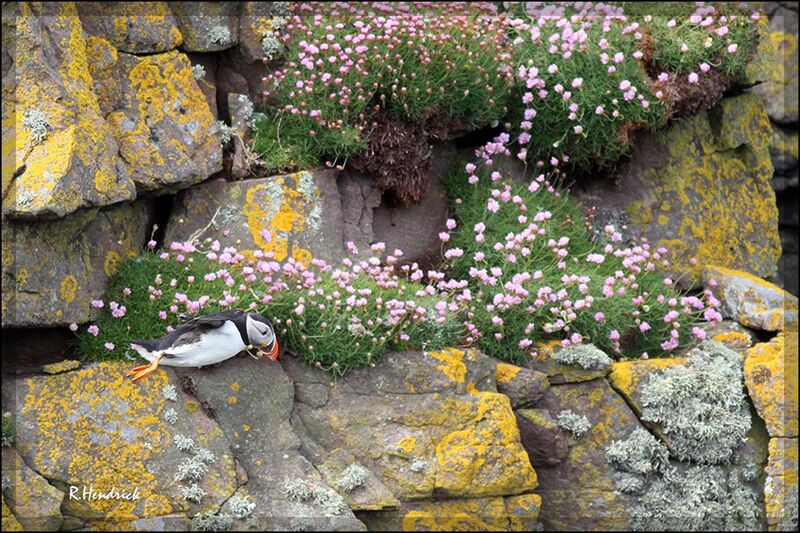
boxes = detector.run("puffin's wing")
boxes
[180,309,245,328]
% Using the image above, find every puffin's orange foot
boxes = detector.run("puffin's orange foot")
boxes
[129,364,160,382]
[126,364,151,377]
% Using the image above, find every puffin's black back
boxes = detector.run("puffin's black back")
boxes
[132,309,249,351]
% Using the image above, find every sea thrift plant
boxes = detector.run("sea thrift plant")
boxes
[443,163,720,365]
[253,2,514,172]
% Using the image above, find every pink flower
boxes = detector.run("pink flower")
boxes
[595,312,605,322]
[465,163,477,173]
[716,26,728,36]
[123,287,132,296]
[728,43,738,53]
[609,329,620,341]
[438,232,450,243]
[639,322,651,333]
[88,325,99,336]
[91,300,104,309]
[619,80,631,91]
[159,311,167,320]
[667,19,676,28]
[147,240,157,249]
[680,43,689,53]
[104,342,115,350]
[573,125,583,134]
[658,72,669,82]
[692,327,707,340]
[688,72,699,84]
[571,77,583,88]
[700,62,710,73]
[69,323,78,332]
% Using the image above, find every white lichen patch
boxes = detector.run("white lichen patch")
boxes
[192,64,206,80]
[410,459,428,473]
[312,486,349,516]
[163,407,179,425]
[191,510,233,531]
[282,478,312,502]
[228,493,256,519]
[174,434,196,452]
[334,463,368,492]
[162,383,179,402]
[261,31,283,61]
[218,121,236,145]
[207,25,232,46]
[181,482,206,503]
[552,343,612,370]
[22,108,51,145]
[557,409,591,439]
[174,456,209,482]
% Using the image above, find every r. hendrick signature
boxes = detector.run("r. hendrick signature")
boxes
[69,485,141,501]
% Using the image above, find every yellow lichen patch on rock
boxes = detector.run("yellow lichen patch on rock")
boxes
[41,359,81,375]
[76,2,182,54]
[496,363,521,384]
[596,94,781,286]
[744,332,798,438]
[1,497,24,532]
[429,348,468,384]
[705,265,799,332]
[711,330,754,351]
[764,437,798,531]
[91,49,221,192]
[401,497,512,532]
[242,173,316,263]
[433,392,537,498]
[6,2,135,220]
[1,448,64,530]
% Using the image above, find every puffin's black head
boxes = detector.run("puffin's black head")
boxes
[245,312,279,360]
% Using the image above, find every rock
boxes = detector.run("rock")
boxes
[515,409,570,467]
[165,169,346,265]
[771,127,799,175]
[573,94,780,288]
[76,2,183,54]
[764,437,799,531]
[173,356,366,531]
[1,448,64,530]
[704,265,799,331]
[313,448,400,512]
[744,332,799,438]
[6,362,238,528]
[228,93,255,179]
[357,494,542,531]
[286,348,538,502]
[4,3,135,221]
[529,340,611,384]
[534,379,640,531]
[1,200,154,327]
[705,320,757,352]
[495,363,549,408]
[749,11,799,124]
[170,3,238,52]
[371,143,454,269]
[338,171,383,251]
[186,53,219,119]
[90,48,222,193]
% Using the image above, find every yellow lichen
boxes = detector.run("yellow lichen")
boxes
[401,498,510,532]
[60,275,78,304]
[744,332,798,437]
[429,348,467,384]
[608,358,686,400]
[227,396,238,405]
[496,363,521,384]
[396,436,417,455]
[103,251,122,277]
[41,359,81,375]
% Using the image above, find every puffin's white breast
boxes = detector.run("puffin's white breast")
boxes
[160,320,247,368]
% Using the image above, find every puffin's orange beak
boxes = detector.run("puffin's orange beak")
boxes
[266,338,279,361]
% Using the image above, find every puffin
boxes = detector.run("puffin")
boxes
[127,309,279,382]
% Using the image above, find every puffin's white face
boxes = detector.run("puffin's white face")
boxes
[246,314,274,347]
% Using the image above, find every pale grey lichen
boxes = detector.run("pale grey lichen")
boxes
[228,493,256,519]
[192,64,206,80]
[282,478,312,502]
[207,25,232,46]
[334,463,368,492]
[410,459,428,473]
[612,471,645,494]
[552,343,612,370]
[194,447,216,465]
[289,518,313,531]
[163,407,179,425]
[741,462,759,482]
[606,427,670,477]
[777,485,799,531]
[175,456,209,482]
[181,483,206,503]
[557,410,592,439]
[191,510,233,531]
[1,475,10,492]
[639,341,751,464]
[218,121,236,145]
[174,434,196,452]
[261,31,283,61]
[162,384,179,402]
[312,486,348,516]
[22,108,51,145]
[629,465,761,531]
